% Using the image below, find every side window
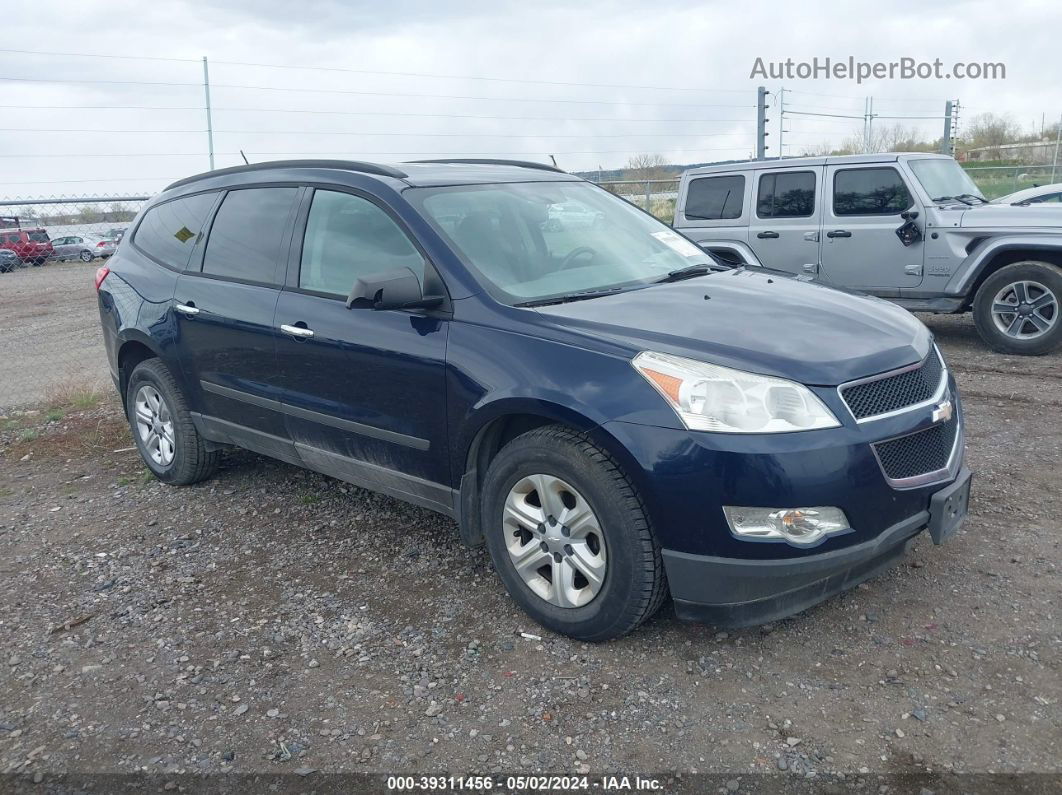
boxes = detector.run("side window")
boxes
[202,188,298,283]
[833,168,913,216]
[134,192,217,269]
[299,189,423,297]
[685,175,745,220]
[757,171,816,218]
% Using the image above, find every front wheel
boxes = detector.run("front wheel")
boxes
[482,425,666,641]
[973,261,1062,355]
[125,359,219,485]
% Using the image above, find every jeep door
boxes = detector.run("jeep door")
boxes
[272,187,452,514]
[747,167,823,275]
[819,165,923,293]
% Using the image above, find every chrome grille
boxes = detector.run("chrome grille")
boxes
[841,349,944,420]
[873,416,958,482]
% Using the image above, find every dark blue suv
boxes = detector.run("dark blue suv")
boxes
[96,159,972,641]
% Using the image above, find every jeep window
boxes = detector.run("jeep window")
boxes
[299,189,423,297]
[833,168,913,216]
[134,192,217,270]
[756,171,815,218]
[409,181,712,304]
[202,188,298,283]
[908,159,984,203]
[28,230,49,243]
[685,175,745,220]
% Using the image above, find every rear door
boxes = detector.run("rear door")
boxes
[272,187,452,513]
[673,172,750,247]
[747,167,823,275]
[820,165,923,292]
[173,186,300,460]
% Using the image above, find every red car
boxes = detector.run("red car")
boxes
[0,227,53,266]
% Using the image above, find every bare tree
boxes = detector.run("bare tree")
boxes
[961,113,1022,158]
[625,153,671,181]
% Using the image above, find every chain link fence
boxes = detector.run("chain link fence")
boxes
[594,178,681,223]
[964,165,1060,200]
[0,196,147,410]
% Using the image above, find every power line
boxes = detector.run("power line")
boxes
[0,147,752,159]
[0,129,748,139]
[0,46,750,94]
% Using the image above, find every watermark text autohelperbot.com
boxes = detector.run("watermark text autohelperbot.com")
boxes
[750,56,1005,82]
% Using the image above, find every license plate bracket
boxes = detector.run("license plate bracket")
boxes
[928,468,972,545]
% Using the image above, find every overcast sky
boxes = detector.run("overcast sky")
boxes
[1,0,1060,197]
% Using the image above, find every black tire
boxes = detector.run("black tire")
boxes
[482,425,666,642]
[79,250,93,263]
[125,359,219,485]
[973,261,1062,355]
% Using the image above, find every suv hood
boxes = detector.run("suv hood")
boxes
[959,203,1062,229]
[535,269,930,386]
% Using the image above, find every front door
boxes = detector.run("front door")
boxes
[173,186,300,452]
[273,187,451,513]
[747,167,823,276]
[820,165,924,293]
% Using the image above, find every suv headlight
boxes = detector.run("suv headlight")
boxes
[633,351,840,433]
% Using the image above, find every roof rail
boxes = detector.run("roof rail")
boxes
[408,158,565,174]
[163,159,407,191]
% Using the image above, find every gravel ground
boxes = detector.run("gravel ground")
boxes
[0,261,110,409]
[0,311,1059,791]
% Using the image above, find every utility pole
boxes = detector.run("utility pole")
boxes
[864,97,875,153]
[202,56,215,171]
[1052,112,1061,182]
[941,100,954,155]
[756,86,770,160]
[777,86,785,160]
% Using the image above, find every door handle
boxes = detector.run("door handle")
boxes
[175,302,199,316]
[826,230,852,238]
[280,323,314,340]
[757,231,780,239]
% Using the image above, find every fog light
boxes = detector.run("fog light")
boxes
[722,506,850,546]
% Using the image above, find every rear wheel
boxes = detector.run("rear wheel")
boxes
[482,425,666,641]
[973,261,1062,355]
[125,359,219,485]
[79,250,93,263]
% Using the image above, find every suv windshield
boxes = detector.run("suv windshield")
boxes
[908,159,985,203]
[408,181,712,304]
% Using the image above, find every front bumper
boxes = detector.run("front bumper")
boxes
[667,467,971,626]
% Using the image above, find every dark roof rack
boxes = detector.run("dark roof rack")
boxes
[408,158,565,174]
[163,159,407,191]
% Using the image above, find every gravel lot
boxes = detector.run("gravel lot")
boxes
[0,276,1059,791]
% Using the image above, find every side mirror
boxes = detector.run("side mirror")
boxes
[345,267,443,311]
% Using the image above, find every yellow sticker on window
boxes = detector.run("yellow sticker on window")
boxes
[173,227,194,243]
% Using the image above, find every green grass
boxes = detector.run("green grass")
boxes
[300,494,322,506]
[45,409,64,423]
[17,429,39,443]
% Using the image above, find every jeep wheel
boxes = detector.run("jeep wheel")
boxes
[482,425,666,641]
[973,261,1062,355]
[126,359,219,485]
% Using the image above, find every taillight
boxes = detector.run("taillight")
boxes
[94,266,110,291]
[97,241,106,247]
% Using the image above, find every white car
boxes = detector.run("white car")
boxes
[993,182,1062,205]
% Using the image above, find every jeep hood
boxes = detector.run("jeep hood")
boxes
[535,269,931,386]
[958,203,1062,229]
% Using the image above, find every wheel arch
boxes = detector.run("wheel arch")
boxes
[958,241,1062,309]
[454,399,644,548]
[115,333,164,408]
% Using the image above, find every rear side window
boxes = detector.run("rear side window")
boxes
[299,189,423,297]
[685,175,745,220]
[757,171,816,218]
[202,188,298,283]
[28,230,49,242]
[135,192,217,269]
[833,168,913,215]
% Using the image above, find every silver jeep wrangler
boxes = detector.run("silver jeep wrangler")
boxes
[673,153,1062,355]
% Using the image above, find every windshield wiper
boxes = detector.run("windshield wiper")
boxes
[957,193,989,205]
[514,287,628,308]
[931,195,974,206]
[653,264,714,283]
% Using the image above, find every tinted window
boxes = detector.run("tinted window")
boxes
[685,175,745,220]
[757,171,816,218]
[28,230,49,242]
[833,168,913,216]
[135,192,217,269]
[202,188,298,283]
[299,190,422,297]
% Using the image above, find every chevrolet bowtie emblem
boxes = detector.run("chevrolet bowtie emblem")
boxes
[931,400,953,423]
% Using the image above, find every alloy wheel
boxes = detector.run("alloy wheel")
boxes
[991,280,1058,340]
[502,474,607,608]
[134,385,176,467]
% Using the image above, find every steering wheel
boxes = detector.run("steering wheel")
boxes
[559,246,597,270]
